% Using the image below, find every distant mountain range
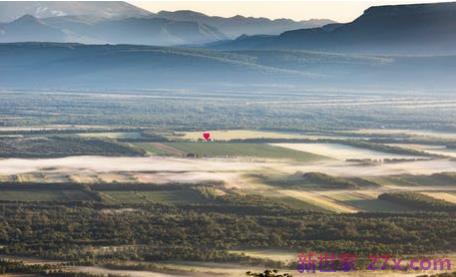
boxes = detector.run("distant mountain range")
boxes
[2,1,453,54]
[1,42,455,91]
[155,10,335,38]
[0,14,66,43]
[0,14,226,45]
[213,2,456,55]
[0,1,333,45]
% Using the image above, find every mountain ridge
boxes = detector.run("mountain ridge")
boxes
[0,1,333,46]
[155,9,335,38]
[0,13,227,45]
[0,14,66,43]
[212,1,456,55]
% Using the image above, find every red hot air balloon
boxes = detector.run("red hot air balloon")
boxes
[203,132,211,141]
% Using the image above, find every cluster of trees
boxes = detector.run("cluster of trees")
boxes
[246,269,292,277]
[379,192,456,212]
[256,171,379,190]
[0,128,139,136]
[0,136,145,158]
[385,173,456,187]
[0,259,114,276]
[430,172,456,184]
[296,172,377,190]
[336,140,431,157]
[2,89,456,134]
[0,198,454,265]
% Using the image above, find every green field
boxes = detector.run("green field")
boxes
[135,143,181,156]
[0,136,145,158]
[371,172,456,187]
[137,142,326,162]
[337,196,412,212]
[0,190,94,202]
[252,188,328,211]
[255,172,380,190]
[102,190,209,205]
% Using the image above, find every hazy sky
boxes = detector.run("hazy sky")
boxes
[132,0,442,22]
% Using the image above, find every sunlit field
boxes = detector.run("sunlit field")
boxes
[271,142,424,161]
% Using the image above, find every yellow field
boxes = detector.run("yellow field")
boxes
[175,129,307,141]
[70,173,100,183]
[14,172,72,183]
[98,172,136,183]
[421,192,456,204]
[278,189,358,213]
[229,249,296,264]
[323,190,379,201]
[14,173,38,182]
[272,142,422,161]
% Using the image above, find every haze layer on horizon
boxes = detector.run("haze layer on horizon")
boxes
[132,0,447,22]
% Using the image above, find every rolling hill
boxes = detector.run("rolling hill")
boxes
[0,43,308,90]
[1,42,456,90]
